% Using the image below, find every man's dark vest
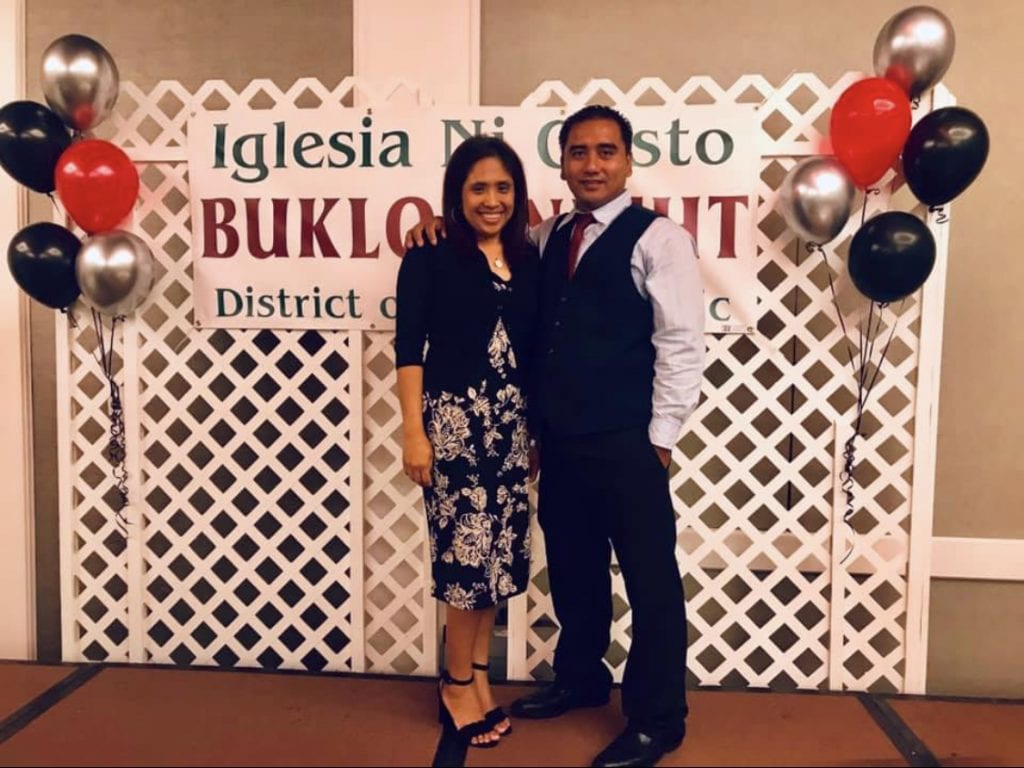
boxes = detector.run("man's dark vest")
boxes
[535,205,659,436]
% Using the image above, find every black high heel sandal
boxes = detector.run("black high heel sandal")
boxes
[472,662,513,736]
[438,670,501,748]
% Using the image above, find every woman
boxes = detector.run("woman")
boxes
[395,135,538,748]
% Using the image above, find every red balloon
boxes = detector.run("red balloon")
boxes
[55,139,139,234]
[829,77,911,188]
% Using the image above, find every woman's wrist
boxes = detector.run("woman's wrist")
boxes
[403,424,428,441]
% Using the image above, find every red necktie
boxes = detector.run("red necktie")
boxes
[566,213,595,278]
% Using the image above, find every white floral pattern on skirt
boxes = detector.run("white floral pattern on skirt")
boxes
[423,283,531,610]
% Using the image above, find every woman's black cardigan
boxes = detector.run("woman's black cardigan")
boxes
[395,239,540,395]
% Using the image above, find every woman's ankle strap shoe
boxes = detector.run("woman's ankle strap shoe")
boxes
[438,670,501,749]
[441,669,474,686]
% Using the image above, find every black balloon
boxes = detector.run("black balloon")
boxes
[902,106,989,206]
[0,100,72,193]
[849,212,936,303]
[7,222,81,309]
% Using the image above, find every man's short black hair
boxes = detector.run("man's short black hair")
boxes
[557,105,633,154]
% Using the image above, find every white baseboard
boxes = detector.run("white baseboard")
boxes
[931,537,1024,582]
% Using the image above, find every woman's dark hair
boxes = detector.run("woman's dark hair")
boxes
[557,105,633,153]
[442,135,530,264]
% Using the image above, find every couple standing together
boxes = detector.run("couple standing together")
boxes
[395,105,705,767]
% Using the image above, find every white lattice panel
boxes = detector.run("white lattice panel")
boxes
[59,78,429,674]
[58,75,947,693]
[362,331,437,675]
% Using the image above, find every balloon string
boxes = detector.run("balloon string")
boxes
[46,191,66,220]
[838,431,858,565]
[838,307,872,569]
[807,240,862,566]
[807,242,856,372]
[60,306,80,329]
[836,301,903,566]
[812,235,899,568]
[861,301,903,413]
[857,302,878,411]
[91,309,129,536]
[860,187,881,226]
[784,240,805,514]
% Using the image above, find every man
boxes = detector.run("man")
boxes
[407,105,705,767]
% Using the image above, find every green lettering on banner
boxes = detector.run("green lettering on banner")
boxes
[710,297,731,322]
[668,119,691,166]
[631,130,660,167]
[536,119,562,168]
[380,132,411,167]
[443,119,485,163]
[294,131,325,168]
[258,294,275,318]
[347,289,363,318]
[328,132,357,168]
[696,129,734,165]
[214,286,366,321]
[216,288,242,316]
[275,121,286,169]
[213,124,227,169]
[442,116,506,165]
[232,132,268,183]
[360,116,374,167]
[211,119,414,179]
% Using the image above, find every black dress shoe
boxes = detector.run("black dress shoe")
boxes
[590,726,684,767]
[508,680,610,719]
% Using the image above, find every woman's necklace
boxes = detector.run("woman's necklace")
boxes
[482,242,507,271]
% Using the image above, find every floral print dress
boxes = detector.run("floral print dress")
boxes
[422,279,531,610]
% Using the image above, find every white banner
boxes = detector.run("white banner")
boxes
[188,105,760,333]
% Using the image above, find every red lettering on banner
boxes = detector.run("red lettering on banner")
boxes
[681,197,699,243]
[636,196,668,215]
[386,197,434,256]
[527,199,564,227]
[202,198,239,258]
[246,198,289,258]
[349,199,381,259]
[708,196,748,259]
[299,198,341,258]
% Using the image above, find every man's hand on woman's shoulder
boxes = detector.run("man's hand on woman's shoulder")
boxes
[403,216,447,251]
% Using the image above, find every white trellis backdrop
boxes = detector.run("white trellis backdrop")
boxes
[55,74,950,694]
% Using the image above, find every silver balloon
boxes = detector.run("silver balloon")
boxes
[777,157,856,245]
[76,231,155,316]
[41,34,120,131]
[873,6,956,99]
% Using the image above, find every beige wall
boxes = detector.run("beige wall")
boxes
[1,0,33,661]
[26,0,353,95]
[928,580,1024,697]
[481,0,1023,696]
[25,0,353,661]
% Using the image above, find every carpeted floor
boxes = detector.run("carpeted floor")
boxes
[0,662,1021,767]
